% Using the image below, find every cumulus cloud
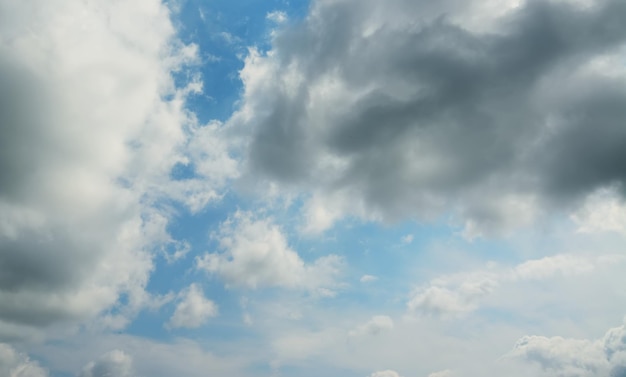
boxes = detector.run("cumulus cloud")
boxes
[510,318,626,377]
[79,350,134,377]
[226,0,626,234]
[168,284,218,329]
[197,211,343,292]
[0,0,229,338]
[0,343,47,377]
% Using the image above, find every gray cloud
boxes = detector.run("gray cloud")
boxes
[228,0,626,233]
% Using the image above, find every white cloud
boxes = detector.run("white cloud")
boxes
[427,370,453,377]
[267,11,287,24]
[370,371,402,377]
[0,0,220,337]
[349,316,394,338]
[197,211,343,292]
[0,343,47,377]
[571,187,626,236]
[79,350,134,377]
[360,275,379,283]
[509,318,626,377]
[408,273,499,316]
[167,284,218,329]
[401,235,414,244]
[408,253,621,317]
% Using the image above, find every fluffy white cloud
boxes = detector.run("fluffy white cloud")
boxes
[79,350,134,377]
[571,187,626,236]
[0,0,230,338]
[197,211,343,292]
[510,318,626,377]
[0,343,47,377]
[168,284,218,329]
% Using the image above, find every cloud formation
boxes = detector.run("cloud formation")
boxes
[168,284,218,329]
[227,0,626,234]
[197,211,342,292]
[510,318,626,377]
[0,0,215,337]
[0,343,47,377]
[407,254,621,316]
[79,350,134,377]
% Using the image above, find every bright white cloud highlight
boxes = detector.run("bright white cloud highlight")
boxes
[168,284,218,329]
[197,211,343,292]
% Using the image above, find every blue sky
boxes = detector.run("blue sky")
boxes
[1,0,626,377]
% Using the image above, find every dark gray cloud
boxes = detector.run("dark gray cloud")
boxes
[230,0,626,232]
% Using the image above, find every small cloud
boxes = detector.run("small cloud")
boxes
[360,275,379,283]
[428,370,453,377]
[350,315,394,337]
[167,284,218,329]
[80,350,134,377]
[401,234,414,244]
[370,370,403,377]
[267,10,287,23]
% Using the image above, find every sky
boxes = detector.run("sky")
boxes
[1,0,626,376]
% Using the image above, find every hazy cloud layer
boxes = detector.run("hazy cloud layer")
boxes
[228,0,626,233]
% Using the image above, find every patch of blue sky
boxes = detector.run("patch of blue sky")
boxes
[171,0,310,123]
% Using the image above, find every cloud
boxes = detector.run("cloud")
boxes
[349,316,394,338]
[225,0,626,234]
[428,370,453,377]
[571,187,626,236]
[407,253,621,316]
[197,211,343,292]
[167,284,218,329]
[509,318,626,377]
[370,370,403,377]
[360,275,379,283]
[0,343,47,377]
[79,350,134,377]
[0,0,226,338]
[408,272,499,316]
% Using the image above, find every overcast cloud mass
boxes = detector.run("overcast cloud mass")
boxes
[0,0,625,376]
